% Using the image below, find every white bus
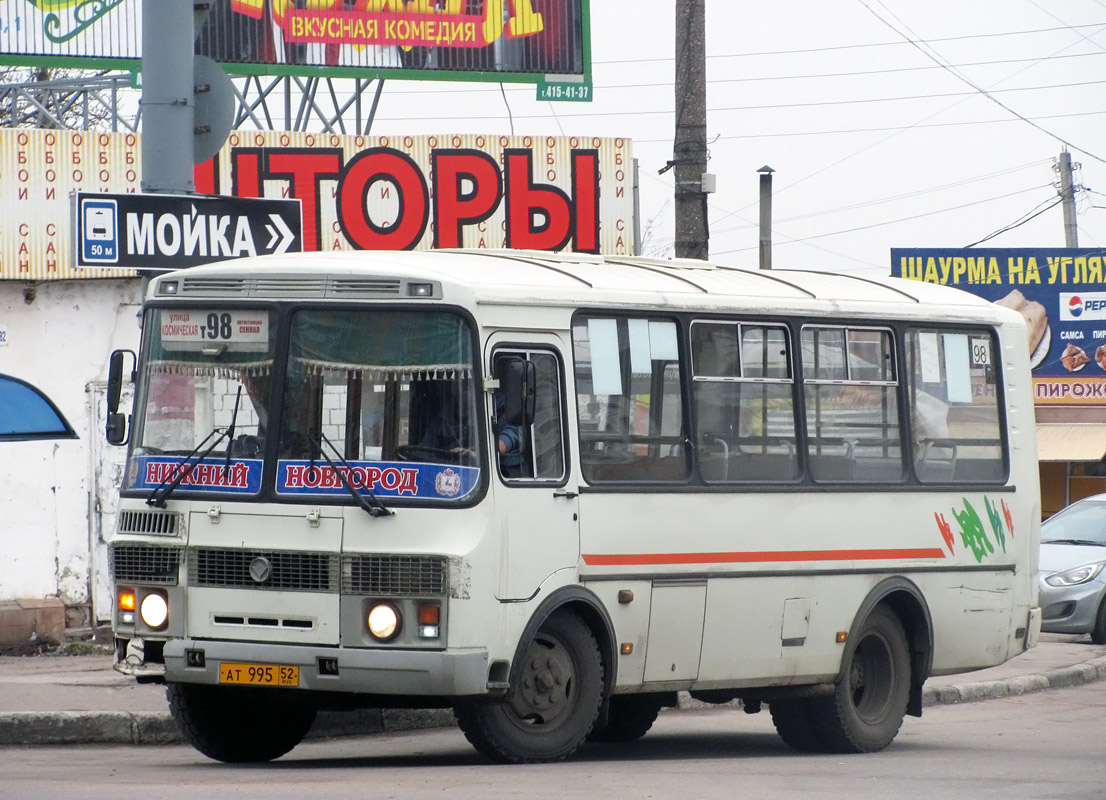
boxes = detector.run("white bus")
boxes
[105,249,1041,764]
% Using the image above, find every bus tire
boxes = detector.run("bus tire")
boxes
[454,611,603,763]
[587,694,663,743]
[769,699,827,752]
[809,606,911,753]
[167,683,316,763]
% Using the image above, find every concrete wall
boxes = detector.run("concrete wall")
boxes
[0,278,142,629]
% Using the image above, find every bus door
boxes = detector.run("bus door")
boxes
[486,338,578,601]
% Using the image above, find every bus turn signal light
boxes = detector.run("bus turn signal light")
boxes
[418,604,440,639]
[118,590,136,611]
[117,589,136,625]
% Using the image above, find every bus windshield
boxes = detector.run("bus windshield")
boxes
[126,306,481,503]
[127,308,276,496]
[275,309,481,503]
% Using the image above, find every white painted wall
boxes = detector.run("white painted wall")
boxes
[0,278,142,626]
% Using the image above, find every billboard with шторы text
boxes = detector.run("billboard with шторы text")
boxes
[0,129,634,280]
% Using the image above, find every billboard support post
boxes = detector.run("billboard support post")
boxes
[141,0,195,193]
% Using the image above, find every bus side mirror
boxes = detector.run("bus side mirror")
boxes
[106,349,135,446]
[500,358,536,427]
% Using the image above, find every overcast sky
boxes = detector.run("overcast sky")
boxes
[358,0,1106,277]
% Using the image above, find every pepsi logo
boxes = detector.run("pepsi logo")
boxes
[1069,296,1084,317]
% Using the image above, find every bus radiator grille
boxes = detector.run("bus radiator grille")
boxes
[109,544,182,585]
[342,555,447,596]
[189,548,339,592]
[117,509,183,537]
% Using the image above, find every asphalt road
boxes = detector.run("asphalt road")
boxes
[2,679,1104,800]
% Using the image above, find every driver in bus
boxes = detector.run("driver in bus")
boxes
[415,380,524,474]
[494,391,524,477]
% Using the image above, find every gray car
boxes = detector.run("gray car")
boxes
[1039,493,1106,644]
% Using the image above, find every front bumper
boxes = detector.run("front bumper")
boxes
[162,639,491,697]
[1039,578,1106,635]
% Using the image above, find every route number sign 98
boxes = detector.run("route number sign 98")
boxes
[158,309,270,353]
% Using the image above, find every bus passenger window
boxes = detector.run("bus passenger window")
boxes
[801,326,903,483]
[573,316,689,483]
[691,321,799,482]
[907,329,1005,483]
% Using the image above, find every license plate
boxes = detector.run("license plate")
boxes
[218,662,299,687]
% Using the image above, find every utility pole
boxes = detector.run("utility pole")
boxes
[1058,150,1079,248]
[673,0,708,260]
[141,0,195,193]
[758,165,773,270]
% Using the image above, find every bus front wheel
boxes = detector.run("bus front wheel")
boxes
[167,683,316,763]
[454,611,603,763]
[809,606,911,753]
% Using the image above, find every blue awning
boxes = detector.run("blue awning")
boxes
[0,374,77,441]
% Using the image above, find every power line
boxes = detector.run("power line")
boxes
[498,84,514,135]
[602,51,1106,91]
[634,109,1106,143]
[703,77,1106,113]
[703,5,1106,231]
[383,50,1106,95]
[594,22,1106,64]
[965,196,1064,247]
[719,225,889,273]
[711,184,1053,255]
[711,162,1049,235]
[369,76,1106,122]
[857,0,1106,165]
[1024,1,1106,54]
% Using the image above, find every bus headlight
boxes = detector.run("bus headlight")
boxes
[139,592,169,629]
[367,602,401,641]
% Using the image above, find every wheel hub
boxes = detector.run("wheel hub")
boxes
[510,648,573,725]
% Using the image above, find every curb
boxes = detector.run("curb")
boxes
[0,707,456,747]
[920,655,1106,707]
[2,657,1105,746]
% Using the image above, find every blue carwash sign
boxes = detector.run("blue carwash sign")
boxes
[72,191,302,270]
[892,247,1106,405]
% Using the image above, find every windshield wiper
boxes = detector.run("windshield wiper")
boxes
[223,386,243,479]
[1042,538,1106,547]
[146,388,242,508]
[146,427,230,507]
[309,430,393,518]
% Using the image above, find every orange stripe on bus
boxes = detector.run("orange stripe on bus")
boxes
[581,548,947,566]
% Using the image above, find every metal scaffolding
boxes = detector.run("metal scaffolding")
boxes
[1,71,385,134]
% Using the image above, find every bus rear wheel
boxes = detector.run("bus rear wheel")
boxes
[167,683,316,763]
[454,611,603,763]
[809,606,911,753]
